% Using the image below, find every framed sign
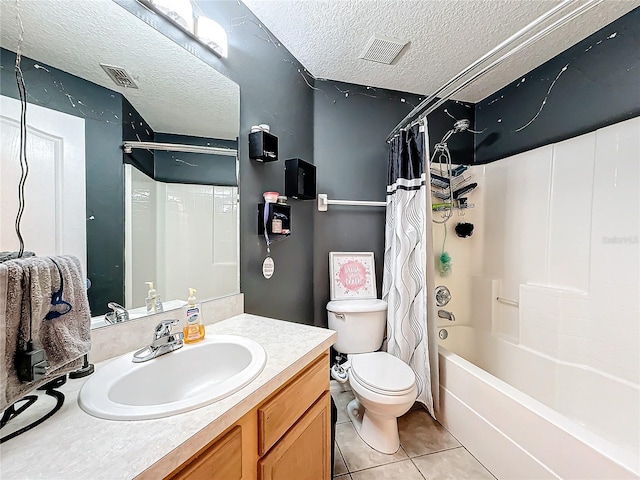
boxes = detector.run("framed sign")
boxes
[329,252,376,300]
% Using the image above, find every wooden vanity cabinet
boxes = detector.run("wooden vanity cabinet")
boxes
[165,352,330,480]
[171,426,243,480]
[258,392,331,480]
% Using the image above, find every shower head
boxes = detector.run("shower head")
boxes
[436,118,471,147]
[454,119,470,133]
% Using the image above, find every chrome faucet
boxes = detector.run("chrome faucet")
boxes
[438,309,456,322]
[132,319,184,363]
[104,302,129,324]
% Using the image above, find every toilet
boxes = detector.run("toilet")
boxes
[327,253,417,454]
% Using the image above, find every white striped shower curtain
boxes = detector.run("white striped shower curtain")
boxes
[382,121,439,417]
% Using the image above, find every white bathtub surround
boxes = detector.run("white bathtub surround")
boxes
[384,122,438,415]
[1,314,336,479]
[435,117,640,478]
[125,165,239,309]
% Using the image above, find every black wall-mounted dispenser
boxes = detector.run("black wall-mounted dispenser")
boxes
[258,203,291,236]
[249,131,278,162]
[285,158,316,200]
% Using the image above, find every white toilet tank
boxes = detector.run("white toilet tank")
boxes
[327,299,387,354]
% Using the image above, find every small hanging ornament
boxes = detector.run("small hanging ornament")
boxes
[262,256,274,279]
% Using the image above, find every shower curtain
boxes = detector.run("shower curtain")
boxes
[383,121,439,417]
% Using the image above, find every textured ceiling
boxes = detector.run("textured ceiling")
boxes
[242,0,640,102]
[0,0,239,140]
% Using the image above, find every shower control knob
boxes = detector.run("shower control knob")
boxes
[435,285,451,306]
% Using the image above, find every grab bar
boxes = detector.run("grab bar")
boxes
[496,297,519,307]
[317,193,386,212]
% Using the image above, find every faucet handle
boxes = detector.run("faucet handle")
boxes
[154,319,179,339]
[106,302,129,323]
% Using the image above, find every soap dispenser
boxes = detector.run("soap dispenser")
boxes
[145,281,164,314]
[183,288,205,344]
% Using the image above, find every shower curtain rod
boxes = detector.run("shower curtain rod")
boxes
[123,141,238,156]
[386,0,601,142]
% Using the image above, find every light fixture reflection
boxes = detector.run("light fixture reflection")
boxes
[149,0,194,32]
[145,0,228,58]
[195,15,228,58]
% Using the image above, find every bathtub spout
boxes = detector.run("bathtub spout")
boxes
[438,309,456,322]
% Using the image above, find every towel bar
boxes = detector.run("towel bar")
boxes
[317,194,386,212]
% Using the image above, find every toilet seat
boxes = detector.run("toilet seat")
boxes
[350,352,415,396]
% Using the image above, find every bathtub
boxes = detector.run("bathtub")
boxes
[437,325,639,479]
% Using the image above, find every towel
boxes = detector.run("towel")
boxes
[0,251,36,263]
[1,255,91,411]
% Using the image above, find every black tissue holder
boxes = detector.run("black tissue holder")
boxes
[285,158,316,200]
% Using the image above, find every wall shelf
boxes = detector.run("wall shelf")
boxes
[258,203,291,237]
[249,131,278,162]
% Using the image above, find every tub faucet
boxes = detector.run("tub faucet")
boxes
[105,302,129,324]
[132,319,184,363]
[438,309,456,322]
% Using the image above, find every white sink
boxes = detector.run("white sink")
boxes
[78,335,266,420]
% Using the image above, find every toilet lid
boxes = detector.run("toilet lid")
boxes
[326,299,387,313]
[350,352,415,395]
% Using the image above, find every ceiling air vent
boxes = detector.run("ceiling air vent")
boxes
[359,34,409,65]
[100,64,138,89]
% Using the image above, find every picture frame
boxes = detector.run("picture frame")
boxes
[329,252,376,300]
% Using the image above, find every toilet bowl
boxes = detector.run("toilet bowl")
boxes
[327,252,417,454]
[341,351,417,454]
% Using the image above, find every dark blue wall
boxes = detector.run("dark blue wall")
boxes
[122,97,155,178]
[475,7,640,163]
[154,133,238,186]
[201,1,317,324]
[115,1,478,325]
[116,0,317,323]
[312,80,474,326]
[107,0,640,324]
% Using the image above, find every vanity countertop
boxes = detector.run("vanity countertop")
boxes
[1,314,336,479]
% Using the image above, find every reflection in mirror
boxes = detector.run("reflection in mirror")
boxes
[125,167,239,310]
[0,0,240,327]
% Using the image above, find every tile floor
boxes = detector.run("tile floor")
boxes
[331,381,496,480]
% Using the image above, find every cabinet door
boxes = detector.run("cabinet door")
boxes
[258,353,328,455]
[258,392,331,480]
[172,425,242,480]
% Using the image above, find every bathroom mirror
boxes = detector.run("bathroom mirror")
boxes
[0,0,240,325]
